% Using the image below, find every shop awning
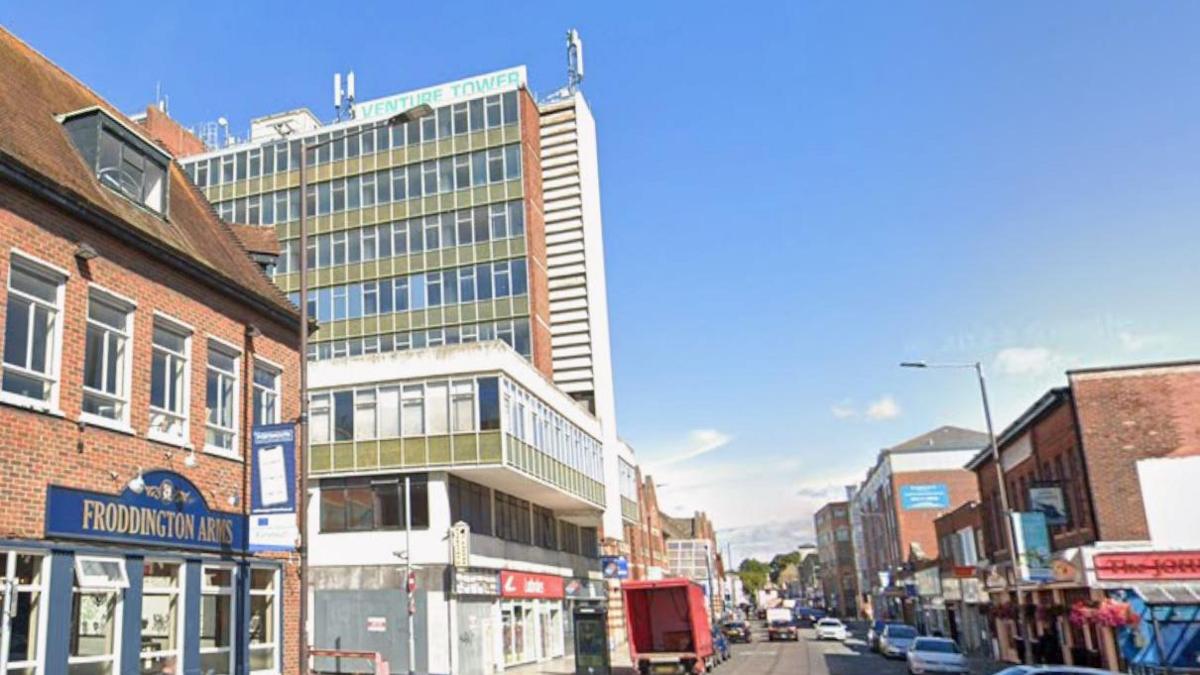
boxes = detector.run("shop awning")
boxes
[1133,583,1200,605]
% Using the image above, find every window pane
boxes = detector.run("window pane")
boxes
[321,486,346,532]
[479,378,500,430]
[427,382,448,435]
[333,391,353,441]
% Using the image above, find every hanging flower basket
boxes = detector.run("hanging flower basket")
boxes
[1069,600,1097,626]
[1069,599,1140,628]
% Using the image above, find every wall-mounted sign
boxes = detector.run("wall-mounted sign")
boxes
[355,66,527,121]
[1011,512,1053,583]
[564,578,607,601]
[1094,551,1200,581]
[961,578,983,604]
[249,424,298,552]
[941,577,962,601]
[500,570,564,599]
[1028,483,1068,527]
[452,568,500,597]
[451,521,471,568]
[900,484,951,510]
[366,616,387,632]
[601,556,629,579]
[45,470,244,552]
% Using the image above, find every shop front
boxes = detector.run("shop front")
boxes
[12,470,285,675]
[1088,549,1200,672]
[499,570,566,667]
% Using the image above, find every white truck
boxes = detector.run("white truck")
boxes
[766,607,798,641]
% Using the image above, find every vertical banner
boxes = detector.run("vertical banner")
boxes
[1011,511,1053,583]
[249,423,298,551]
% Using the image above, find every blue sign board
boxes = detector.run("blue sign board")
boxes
[249,423,298,552]
[45,470,244,553]
[601,556,629,580]
[900,484,951,510]
[1012,511,1054,583]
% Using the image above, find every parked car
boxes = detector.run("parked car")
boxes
[793,606,826,626]
[814,617,848,641]
[906,637,968,674]
[711,627,731,663]
[867,620,887,651]
[988,662,1108,667]
[879,623,919,659]
[722,620,752,643]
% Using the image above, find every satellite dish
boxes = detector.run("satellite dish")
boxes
[217,116,228,127]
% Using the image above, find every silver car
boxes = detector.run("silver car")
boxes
[906,637,967,674]
[994,668,1115,674]
[879,623,919,659]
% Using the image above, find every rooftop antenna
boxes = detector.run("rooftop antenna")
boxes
[333,73,343,121]
[567,29,585,94]
[346,71,357,118]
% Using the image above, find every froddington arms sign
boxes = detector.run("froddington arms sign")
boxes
[45,470,245,552]
[354,66,527,121]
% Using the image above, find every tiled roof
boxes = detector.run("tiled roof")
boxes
[0,28,298,326]
[228,224,281,256]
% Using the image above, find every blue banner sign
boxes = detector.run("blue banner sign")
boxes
[250,423,298,552]
[45,471,244,553]
[601,556,629,579]
[900,484,951,510]
[1012,511,1054,583]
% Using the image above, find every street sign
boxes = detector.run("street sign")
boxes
[451,521,471,567]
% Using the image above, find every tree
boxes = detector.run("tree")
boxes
[769,551,802,583]
[738,558,770,596]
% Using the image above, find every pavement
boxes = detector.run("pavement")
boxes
[505,620,1015,674]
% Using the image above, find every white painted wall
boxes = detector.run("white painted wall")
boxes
[1137,455,1200,548]
[891,449,980,473]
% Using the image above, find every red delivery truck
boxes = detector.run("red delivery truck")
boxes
[623,579,715,674]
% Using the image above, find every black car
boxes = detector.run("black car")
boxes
[722,620,752,643]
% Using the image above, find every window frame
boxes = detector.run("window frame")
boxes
[1,250,68,413]
[252,358,282,427]
[0,549,48,675]
[148,313,193,448]
[248,566,282,675]
[204,339,242,459]
[199,565,236,675]
[80,285,136,431]
[138,560,184,673]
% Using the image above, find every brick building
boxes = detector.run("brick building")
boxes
[850,425,986,623]
[969,361,1200,671]
[0,27,301,675]
[931,502,991,655]
[814,501,857,617]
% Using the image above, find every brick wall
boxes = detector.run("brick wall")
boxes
[891,469,979,563]
[933,501,981,572]
[136,106,207,158]
[0,181,302,672]
[1070,363,1200,542]
[518,88,552,380]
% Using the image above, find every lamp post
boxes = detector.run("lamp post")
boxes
[900,360,1034,665]
[295,104,433,674]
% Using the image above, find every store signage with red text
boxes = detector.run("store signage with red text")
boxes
[1094,551,1200,581]
[500,570,565,599]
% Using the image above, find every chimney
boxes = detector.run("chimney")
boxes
[136,105,207,158]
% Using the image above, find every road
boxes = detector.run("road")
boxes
[715,621,1010,675]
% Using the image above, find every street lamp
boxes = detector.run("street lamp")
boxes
[900,360,1034,665]
[295,103,433,675]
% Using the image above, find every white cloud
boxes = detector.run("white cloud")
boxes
[994,346,1064,377]
[648,429,732,468]
[866,395,901,420]
[831,401,856,419]
[1119,330,1171,353]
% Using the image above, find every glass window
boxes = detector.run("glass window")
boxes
[487,148,504,183]
[391,168,406,201]
[379,386,400,438]
[479,377,500,431]
[422,161,438,195]
[3,258,64,404]
[402,385,424,436]
[472,151,487,187]
[452,381,475,433]
[140,562,182,675]
[82,292,131,423]
[333,390,353,441]
[485,95,502,128]
[437,107,452,138]
[205,344,240,455]
[476,263,493,301]
[469,99,485,131]
[453,103,469,135]
[355,389,377,440]
[421,115,436,143]
[439,158,454,194]
[426,381,449,435]
[505,145,521,180]
[249,569,279,673]
[512,259,528,296]
[502,91,519,125]
[2,551,45,673]
[332,179,346,212]
[361,173,376,208]
[253,362,280,426]
[69,576,121,675]
[200,567,235,675]
[150,321,190,443]
[509,201,525,236]
[377,170,391,203]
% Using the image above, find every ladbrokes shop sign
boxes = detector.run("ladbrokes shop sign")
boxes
[45,470,245,553]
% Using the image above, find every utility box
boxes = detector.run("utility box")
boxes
[573,605,610,675]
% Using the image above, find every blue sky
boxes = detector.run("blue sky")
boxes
[7,2,1200,562]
